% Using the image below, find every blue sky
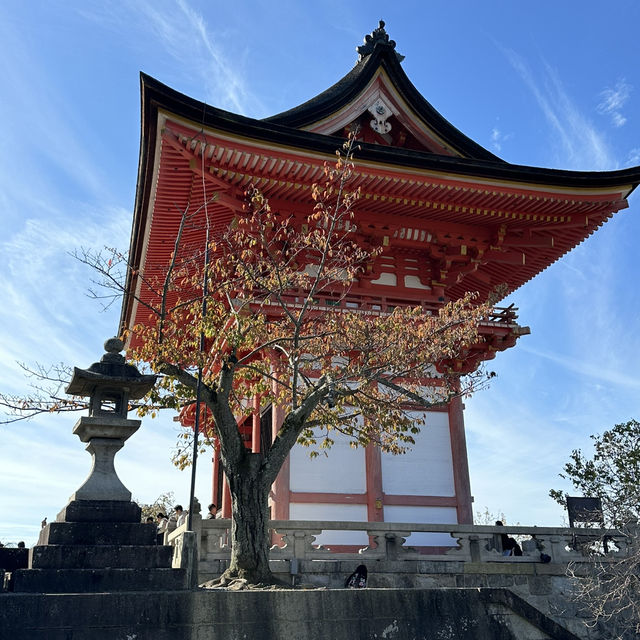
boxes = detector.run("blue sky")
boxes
[1,1,639,545]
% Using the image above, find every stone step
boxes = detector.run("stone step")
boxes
[12,567,188,593]
[56,499,142,523]
[30,544,173,569]
[39,522,156,546]
[0,547,29,572]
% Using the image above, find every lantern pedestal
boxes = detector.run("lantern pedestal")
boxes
[69,415,140,502]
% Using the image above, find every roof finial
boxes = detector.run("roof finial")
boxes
[356,20,405,63]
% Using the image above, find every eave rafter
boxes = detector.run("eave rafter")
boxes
[162,120,627,221]
[161,127,244,212]
[147,119,631,305]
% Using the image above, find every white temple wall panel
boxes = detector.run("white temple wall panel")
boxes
[404,275,431,290]
[381,411,455,497]
[289,503,369,545]
[370,272,396,286]
[384,505,458,546]
[289,428,366,494]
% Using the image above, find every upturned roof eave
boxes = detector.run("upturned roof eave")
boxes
[137,72,640,192]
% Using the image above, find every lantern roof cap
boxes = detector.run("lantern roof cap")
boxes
[65,338,156,400]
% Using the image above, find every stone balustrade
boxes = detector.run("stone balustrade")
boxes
[168,517,634,567]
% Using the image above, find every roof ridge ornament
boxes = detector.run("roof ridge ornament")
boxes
[357,20,405,63]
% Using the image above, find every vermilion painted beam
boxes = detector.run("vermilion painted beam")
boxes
[381,495,458,507]
[289,492,367,504]
[502,231,555,248]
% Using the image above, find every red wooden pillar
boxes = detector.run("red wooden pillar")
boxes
[221,474,232,518]
[448,396,473,523]
[270,402,290,520]
[211,445,219,509]
[251,396,261,453]
[365,444,384,522]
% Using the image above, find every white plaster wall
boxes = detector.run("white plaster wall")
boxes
[371,272,397,286]
[290,428,366,494]
[381,411,455,497]
[288,503,369,545]
[383,505,458,546]
[404,275,430,290]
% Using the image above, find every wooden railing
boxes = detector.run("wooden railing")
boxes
[488,303,518,324]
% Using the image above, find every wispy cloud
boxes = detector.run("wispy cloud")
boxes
[463,322,640,527]
[627,148,640,165]
[501,48,615,170]
[0,204,131,392]
[519,344,640,391]
[465,390,574,526]
[0,197,206,546]
[490,126,512,153]
[78,0,264,116]
[597,78,632,128]
[0,16,108,201]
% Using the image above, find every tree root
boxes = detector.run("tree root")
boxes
[200,573,304,590]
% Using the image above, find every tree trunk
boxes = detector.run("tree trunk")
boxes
[223,452,274,584]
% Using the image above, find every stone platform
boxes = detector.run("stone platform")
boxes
[12,500,186,593]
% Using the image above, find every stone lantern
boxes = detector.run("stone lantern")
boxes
[12,339,188,593]
[64,337,156,506]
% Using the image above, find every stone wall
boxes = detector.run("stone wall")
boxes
[0,588,585,640]
[195,558,596,639]
[184,518,625,640]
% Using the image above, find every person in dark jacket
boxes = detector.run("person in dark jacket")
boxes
[496,521,522,556]
[345,564,368,588]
